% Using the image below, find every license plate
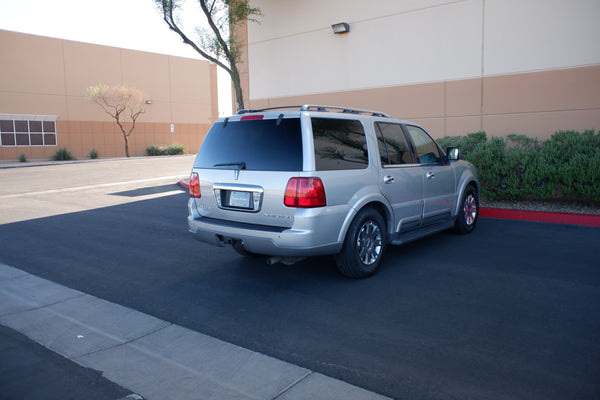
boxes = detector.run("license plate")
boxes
[228,191,251,208]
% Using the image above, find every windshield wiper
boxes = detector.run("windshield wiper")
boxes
[213,161,246,169]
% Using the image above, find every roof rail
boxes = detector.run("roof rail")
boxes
[237,105,302,115]
[301,105,389,117]
[236,105,389,118]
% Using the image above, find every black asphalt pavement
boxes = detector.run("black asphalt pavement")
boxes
[0,324,132,400]
[1,188,599,400]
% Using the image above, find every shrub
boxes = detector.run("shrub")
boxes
[167,144,185,155]
[53,147,74,161]
[437,131,487,154]
[90,148,98,159]
[146,144,185,156]
[19,153,27,163]
[146,145,162,156]
[438,130,600,204]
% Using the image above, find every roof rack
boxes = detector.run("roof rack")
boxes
[237,105,389,118]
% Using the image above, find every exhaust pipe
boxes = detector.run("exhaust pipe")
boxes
[266,256,306,266]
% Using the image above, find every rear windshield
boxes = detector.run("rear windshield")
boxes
[195,118,303,171]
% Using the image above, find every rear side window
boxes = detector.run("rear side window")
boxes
[376,122,414,165]
[312,118,368,171]
[195,118,303,171]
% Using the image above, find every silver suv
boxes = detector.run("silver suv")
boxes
[188,105,479,278]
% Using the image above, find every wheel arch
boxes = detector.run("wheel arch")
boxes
[336,197,392,244]
[452,160,479,216]
[454,178,480,217]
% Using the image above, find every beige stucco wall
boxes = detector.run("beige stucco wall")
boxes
[243,0,600,139]
[0,29,218,160]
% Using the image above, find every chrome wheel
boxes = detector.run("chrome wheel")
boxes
[356,221,383,266]
[336,208,387,278]
[463,193,477,226]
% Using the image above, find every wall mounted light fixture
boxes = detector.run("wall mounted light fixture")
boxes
[331,22,350,34]
[146,100,153,104]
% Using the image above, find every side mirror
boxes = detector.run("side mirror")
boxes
[447,147,460,161]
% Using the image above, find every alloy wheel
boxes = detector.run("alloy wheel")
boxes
[356,221,383,265]
[463,194,478,226]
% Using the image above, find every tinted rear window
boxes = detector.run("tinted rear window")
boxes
[195,118,303,171]
[312,118,368,170]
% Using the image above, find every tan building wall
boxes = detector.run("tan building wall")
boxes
[242,0,600,139]
[0,29,218,160]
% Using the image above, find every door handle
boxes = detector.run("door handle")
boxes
[383,175,395,184]
[426,172,435,179]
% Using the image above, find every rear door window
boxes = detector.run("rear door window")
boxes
[195,118,303,171]
[376,122,415,165]
[312,118,368,171]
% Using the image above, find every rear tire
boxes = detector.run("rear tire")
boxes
[335,208,387,278]
[454,185,479,234]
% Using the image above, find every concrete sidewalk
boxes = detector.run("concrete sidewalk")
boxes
[0,155,186,169]
[0,263,391,400]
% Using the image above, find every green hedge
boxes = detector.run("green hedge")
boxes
[437,130,600,204]
[146,144,185,156]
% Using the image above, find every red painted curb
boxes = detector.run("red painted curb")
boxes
[480,207,600,227]
[178,177,598,227]
[179,177,190,189]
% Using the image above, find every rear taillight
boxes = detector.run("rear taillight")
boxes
[284,177,326,208]
[189,172,201,198]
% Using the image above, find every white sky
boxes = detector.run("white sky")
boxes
[0,0,233,115]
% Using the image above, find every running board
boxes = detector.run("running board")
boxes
[389,220,455,245]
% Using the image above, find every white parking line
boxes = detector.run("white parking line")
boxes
[0,175,186,199]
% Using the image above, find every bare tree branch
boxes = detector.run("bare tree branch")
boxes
[154,0,262,111]
[87,84,147,157]
[161,3,232,74]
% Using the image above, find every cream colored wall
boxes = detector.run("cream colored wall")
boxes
[248,0,600,98]
[249,0,483,99]
[244,0,600,139]
[483,0,600,76]
[0,29,218,160]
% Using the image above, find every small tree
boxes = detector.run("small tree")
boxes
[154,0,262,111]
[87,84,147,157]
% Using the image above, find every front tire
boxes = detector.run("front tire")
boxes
[454,185,479,234]
[335,208,387,278]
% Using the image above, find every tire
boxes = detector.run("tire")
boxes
[454,185,479,234]
[335,208,387,278]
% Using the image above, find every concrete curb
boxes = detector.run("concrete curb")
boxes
[179,177,599,227]
[179,177,190,189]
[0,154,194,169]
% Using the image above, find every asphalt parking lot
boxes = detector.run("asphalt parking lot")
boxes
[1,157,599,400]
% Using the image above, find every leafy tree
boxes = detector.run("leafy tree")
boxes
[154,0,262,111]
[87,84,147,157]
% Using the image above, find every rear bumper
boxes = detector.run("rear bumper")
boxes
[188,215,342,257]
